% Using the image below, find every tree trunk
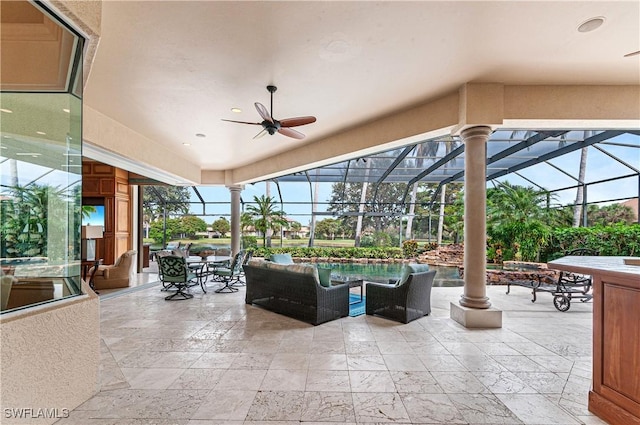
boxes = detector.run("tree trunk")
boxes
[265,182,272,247]
[354,181,368,247]
[309,180,318,247]
[436,184,446,244]
[405,183,418,239]
[572,147,588,227]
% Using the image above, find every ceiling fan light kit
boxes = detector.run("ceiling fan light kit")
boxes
[222,85,316,140]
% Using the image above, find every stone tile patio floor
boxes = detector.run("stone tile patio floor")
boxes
[55,277,607,425]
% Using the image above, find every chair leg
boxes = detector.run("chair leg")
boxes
[165,284,194,300]
[229,276,245,287]
[161,281,176,291]
[215,278,239,293]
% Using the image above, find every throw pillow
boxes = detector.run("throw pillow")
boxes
[396,263,430,287]
[317,267,332,287]
[408,264,430,274]
[396,265,412,287]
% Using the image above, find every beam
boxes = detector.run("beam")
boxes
[487,130,625,181]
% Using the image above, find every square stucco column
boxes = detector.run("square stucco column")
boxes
[451,126,502,328]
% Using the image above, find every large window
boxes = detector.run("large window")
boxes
[1,1,84,313]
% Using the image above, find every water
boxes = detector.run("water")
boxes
[316,262,463,287]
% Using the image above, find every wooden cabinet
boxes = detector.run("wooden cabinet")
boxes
[549,257,640,425]
[82,161,131,265]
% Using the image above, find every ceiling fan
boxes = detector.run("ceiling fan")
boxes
[222,85,316,140]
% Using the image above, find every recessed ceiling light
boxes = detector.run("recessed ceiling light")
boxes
[231,108,242,113]
[16,152,41,156]
[195,133,206,138]
[36,131,46,135]
[577,17,605,33]
[2,135,10,138]
[624,50,640,57]
[63,108,70,113]
[183,143,191,146]
[0,108,13,113]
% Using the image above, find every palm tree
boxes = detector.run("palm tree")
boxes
[436,136,459,244]
[572,132,596,227]
[486,181,554,261]
[354,160,371,247]
[246,195,288,247]
[406,142,438,239]
[240,212,254,235]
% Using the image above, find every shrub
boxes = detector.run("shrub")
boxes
[250,246,403,260]
[242,235,258,249]
[424,242,438,251]
[540,223,640,261]
[402,239,419,258]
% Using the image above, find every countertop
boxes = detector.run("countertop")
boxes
[548,256,640,282]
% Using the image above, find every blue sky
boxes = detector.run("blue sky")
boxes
[83,205,105,226]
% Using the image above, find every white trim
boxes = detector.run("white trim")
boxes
[82,142,196,186]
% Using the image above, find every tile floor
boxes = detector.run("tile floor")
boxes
[56,274,607,425]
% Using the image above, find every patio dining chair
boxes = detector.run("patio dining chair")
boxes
[157,255,196,300]
[211,250,245,293]
[232,250,253,287]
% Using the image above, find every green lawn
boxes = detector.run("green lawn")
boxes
[146,237,358,249]
[144,237,447,251]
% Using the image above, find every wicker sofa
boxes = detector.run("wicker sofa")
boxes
[244,259,349,325]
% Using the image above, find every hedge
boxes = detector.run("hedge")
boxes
[250,246,404,260]
[540,223,640,262]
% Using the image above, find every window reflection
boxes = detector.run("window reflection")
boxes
[1,1,84,313]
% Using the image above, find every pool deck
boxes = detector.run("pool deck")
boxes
[62,270,607,425]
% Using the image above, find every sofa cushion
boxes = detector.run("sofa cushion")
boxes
[317,267,332,287]
[270,253,294,264]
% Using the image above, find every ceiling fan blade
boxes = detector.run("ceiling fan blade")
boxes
[279,116,317,127]
[253,128,268,139]
[255,102,273,123]
[221,119,261,125]
[278,127,305,140]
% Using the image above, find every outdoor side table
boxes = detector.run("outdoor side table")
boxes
[331,276,364,305]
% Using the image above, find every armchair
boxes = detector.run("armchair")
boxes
[366,265,437,323]
[92,250,137,290]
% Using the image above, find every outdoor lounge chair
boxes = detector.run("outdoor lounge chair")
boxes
[366,265,436,323]
[547,247,596,311]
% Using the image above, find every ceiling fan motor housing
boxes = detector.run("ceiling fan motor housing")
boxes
[263,120,281,135]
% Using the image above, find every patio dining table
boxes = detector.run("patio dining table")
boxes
[186,256,231,290]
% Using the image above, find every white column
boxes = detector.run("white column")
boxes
[460,126,492,308]
[228,185,242,256]
[450,125,502,328]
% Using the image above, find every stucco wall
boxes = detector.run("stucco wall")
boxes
[0,282,100,425]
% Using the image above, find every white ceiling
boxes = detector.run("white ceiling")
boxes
[84,1,640,174]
